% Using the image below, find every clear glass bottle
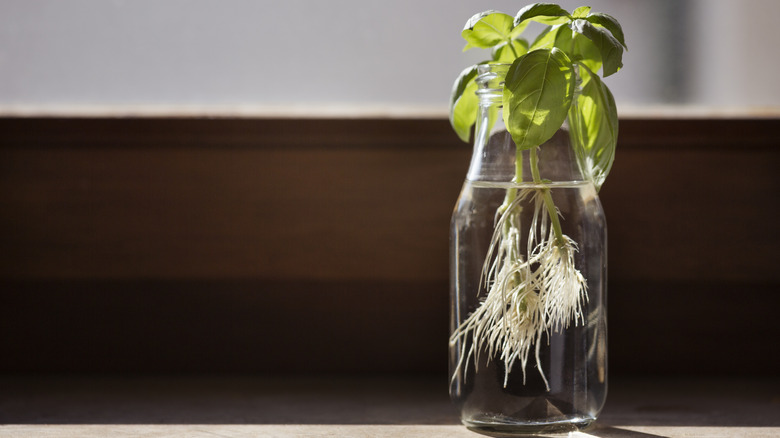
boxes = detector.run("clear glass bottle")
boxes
[449,64,608,434]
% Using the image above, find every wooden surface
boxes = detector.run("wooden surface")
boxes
[1,117,779,376]
[0,375,778,437]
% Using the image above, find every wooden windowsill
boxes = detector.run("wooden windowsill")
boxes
[1,375,778,437]
[1,104,779,119]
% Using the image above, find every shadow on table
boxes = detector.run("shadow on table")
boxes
[588,427,669,437]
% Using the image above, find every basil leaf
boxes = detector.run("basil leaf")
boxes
[570,19,623,77]
[568,65,618,190]
[551,23,573,49]
[503,48,574,150]
[586,12,627,49]
[449,65,480,142]
[529,25,558,50]
[530,24,576,51]
[526,24,595,72]
[572,6,591,18]
[462,11,515,50]
[542,25,600,71]
[571,32,602,72]
[509,20,530,40]
[514,3,572,27]
[492,38,529,62]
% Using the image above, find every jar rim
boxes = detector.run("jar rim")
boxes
[476,63,510,92]
[477,63,511,72]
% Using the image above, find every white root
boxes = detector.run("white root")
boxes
[450,188,588,390]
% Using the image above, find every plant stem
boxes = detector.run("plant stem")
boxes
[514,149,524,184]
[530,147,566,247]
[508,39,519,58]
[499,145,524,213]
[529,146,541,182]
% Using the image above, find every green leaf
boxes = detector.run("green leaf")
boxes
[551,23,573,49]
[544,25,597,68]
[529,25,558,50]
[572,6,591,18]
[502,48,575,150]
[570,19,623,76]
[586,12,627,49]
[462,11,515,50]
[492,38,529,62]
[449,65,480,142]
[529,23,601,72]
[570,32,602,72]
[568,65,618,190]
[514,3,572,27]
[509,20,530,40]
[530,24,575,51]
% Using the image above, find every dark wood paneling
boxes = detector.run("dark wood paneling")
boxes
[1,117,778,375]
[0,140,463,281]
[0,279,449,374]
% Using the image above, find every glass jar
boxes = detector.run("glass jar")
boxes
[449,63,608,434]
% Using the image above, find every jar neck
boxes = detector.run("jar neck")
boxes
[467,64,584,184]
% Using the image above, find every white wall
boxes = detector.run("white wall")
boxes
[0,0,777,115]
[688,0,780,108]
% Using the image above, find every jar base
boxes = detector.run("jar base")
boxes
[463,416,595,436]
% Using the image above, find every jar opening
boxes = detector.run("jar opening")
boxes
[476,63,510,91]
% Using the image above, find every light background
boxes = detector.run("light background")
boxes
[1,0,778,115]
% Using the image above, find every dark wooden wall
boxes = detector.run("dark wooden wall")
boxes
[1,117,778,376]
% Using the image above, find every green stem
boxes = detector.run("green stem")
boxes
[530,147,566,247]
[499,145,524,212]
[507,38,519,58]
[529,146,541,182]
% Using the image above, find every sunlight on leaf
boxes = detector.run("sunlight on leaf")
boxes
[503,48,574,150]
[449,65,480,142]
[462,11,515,50]
[492,38,529,62]
[514,3,572,27]
[572,6,592,18]
[568,65,618,189]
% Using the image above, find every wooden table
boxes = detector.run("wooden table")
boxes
[1,375,778,437]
